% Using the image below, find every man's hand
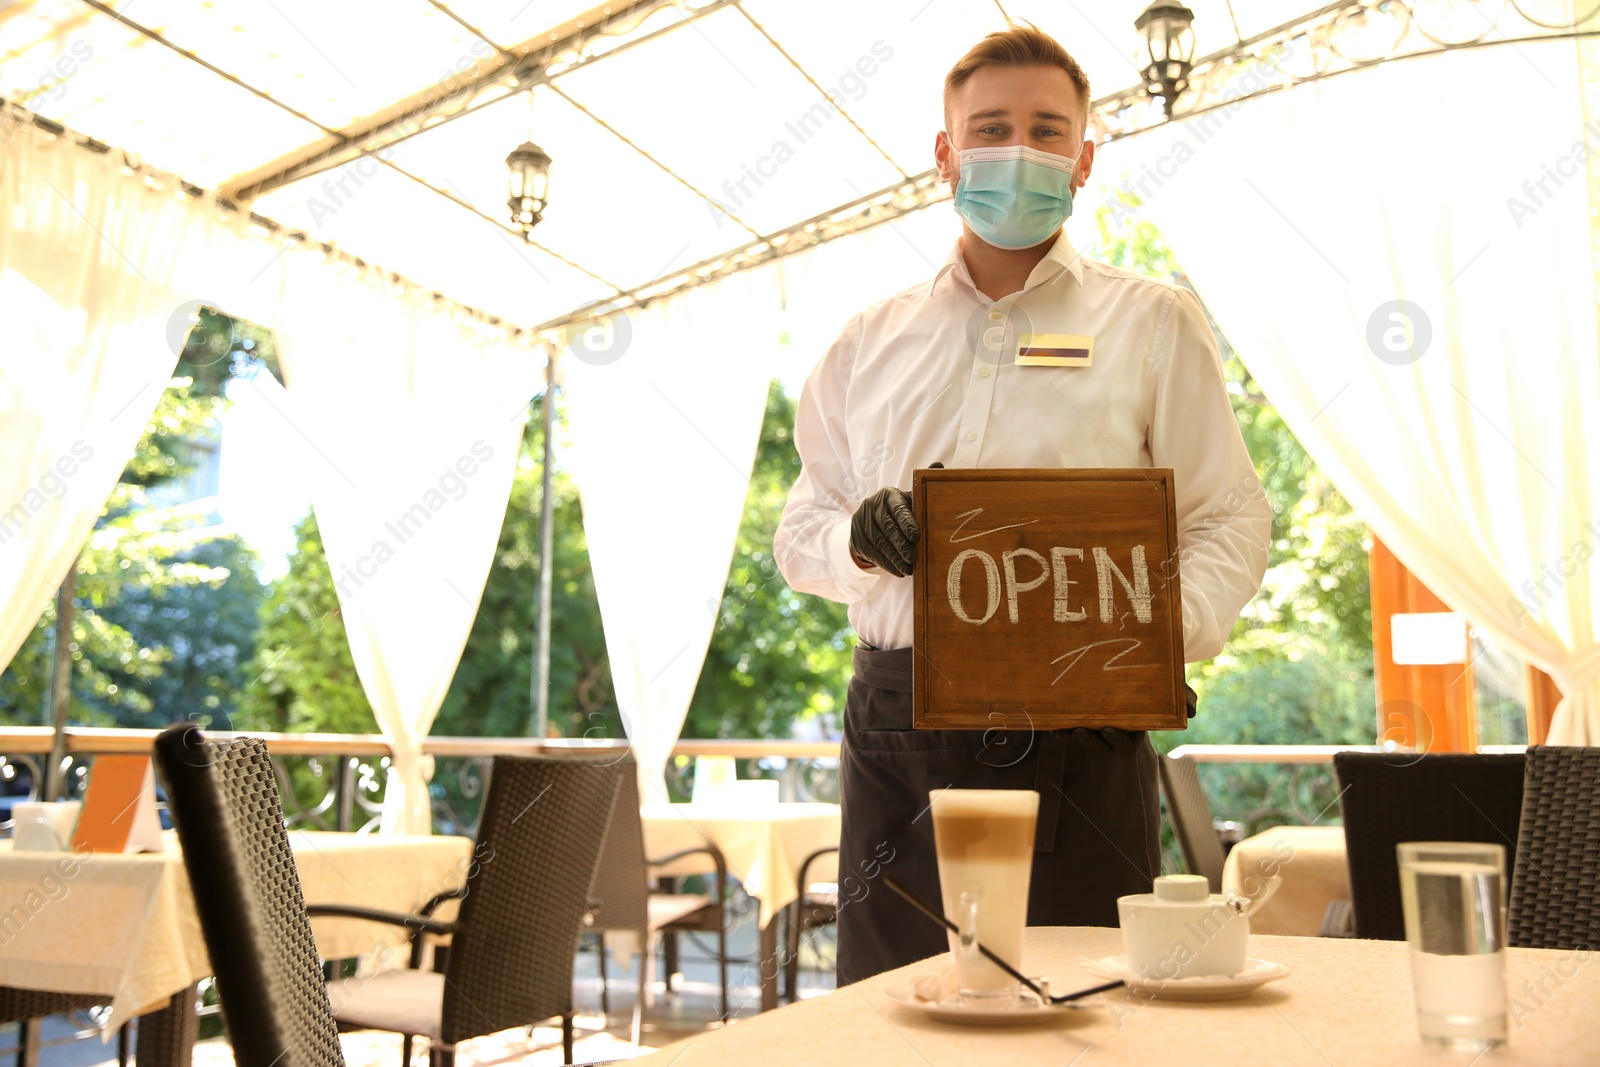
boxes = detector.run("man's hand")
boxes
[849,487,920,577]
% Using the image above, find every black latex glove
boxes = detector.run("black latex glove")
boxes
[1066,686,1196,756]
[849,486,919,577]
[849,464,945,577]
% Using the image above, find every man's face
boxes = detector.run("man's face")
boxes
[936,63,1093,194]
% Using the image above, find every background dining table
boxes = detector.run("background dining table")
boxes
[629,926,1599,1065]
[0,830,473,1066]
[641,800,841,1011]
[1222,825,1351,936]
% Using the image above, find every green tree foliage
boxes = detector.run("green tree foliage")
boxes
[236,510,376,735]
[683,380,854,740]
[438,381,854,744]
[178,306,282,397]
[434,398,617,741]
[81,534,264,730]
[240,397,617,742]
[0,380,265,730]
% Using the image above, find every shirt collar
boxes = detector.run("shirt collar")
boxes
[926,230,1086,298]
[925,241,969,297]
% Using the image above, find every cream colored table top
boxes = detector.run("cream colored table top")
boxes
[641,802,840,927]
[635,927,1599,1066]
[1222,825,1350,937]
[0,830,472,1031]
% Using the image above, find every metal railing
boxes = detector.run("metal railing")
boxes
[0,728,842,836]
[8,732,1527,837]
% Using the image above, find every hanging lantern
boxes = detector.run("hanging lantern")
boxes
[505,140,552,236]
[1134,2,1197,118]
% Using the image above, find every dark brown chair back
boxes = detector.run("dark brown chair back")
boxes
[583,756,650,935]
[439,754,624,1044]
[1509,745,1600,950]
[153,724,345,1067]
[1334,751,1525,941]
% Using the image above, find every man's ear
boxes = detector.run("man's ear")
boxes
[934,130,957,183]
[1074,138,1096,192]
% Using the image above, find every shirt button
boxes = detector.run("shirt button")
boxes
[979,367,991,378]
[966,431,977,442]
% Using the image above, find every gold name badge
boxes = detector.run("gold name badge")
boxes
[1016,333,1094,367]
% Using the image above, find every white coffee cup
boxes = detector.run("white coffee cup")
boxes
[1117,874,1250,980]
[930,788,1039,998]
[11,801,82,853]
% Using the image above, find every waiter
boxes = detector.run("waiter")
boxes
[773,24,1270,984]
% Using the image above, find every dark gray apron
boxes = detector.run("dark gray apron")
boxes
[833,643,1171,985]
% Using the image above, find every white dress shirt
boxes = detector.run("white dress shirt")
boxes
[774,231,1270,662]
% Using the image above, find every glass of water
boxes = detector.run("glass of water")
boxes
[1397,841,1508,1051]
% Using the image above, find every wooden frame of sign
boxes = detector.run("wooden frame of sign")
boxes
[911,467,1187,731]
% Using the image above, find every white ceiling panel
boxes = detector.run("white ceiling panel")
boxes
[555,5,905,236]
[739,0,1005,175]
[96,0,492,129]
[379,82,739,293]
[0,0,324,187]
[431,0,625,54]
[251,160,616,328]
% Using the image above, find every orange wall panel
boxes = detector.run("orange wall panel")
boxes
[1369,537,1477,753]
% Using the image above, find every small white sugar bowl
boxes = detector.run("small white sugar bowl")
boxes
[1117,874,1253,980]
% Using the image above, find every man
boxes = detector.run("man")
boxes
[773,25,1270,984]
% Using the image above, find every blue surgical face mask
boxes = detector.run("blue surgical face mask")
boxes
[950,143,1078,250]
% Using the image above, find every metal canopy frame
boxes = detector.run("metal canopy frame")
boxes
[45,0,1600,340]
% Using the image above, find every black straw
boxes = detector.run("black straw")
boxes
[883,875,1125,1005]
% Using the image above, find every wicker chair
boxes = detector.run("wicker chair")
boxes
[1333,751,1526,941]
[1508,745,1600,950]
[0,988,123,1067]
[1157,754,1228,893]
[581,757,729,1037]
[782,847,838,1004]
[152,723,347,1067]
[310,753,625,1067]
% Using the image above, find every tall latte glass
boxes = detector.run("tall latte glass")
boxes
[930,788,1039,999]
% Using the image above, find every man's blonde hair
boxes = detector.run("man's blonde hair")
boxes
[943,23,1091,129]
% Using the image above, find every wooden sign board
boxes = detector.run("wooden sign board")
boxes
[912,468,1187,731]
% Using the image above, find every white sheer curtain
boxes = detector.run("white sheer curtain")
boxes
[1101,41,1600,742]
[270,251,538,832]
[0,112,268,676]
[562,268,779,799]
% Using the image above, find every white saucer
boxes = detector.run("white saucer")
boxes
[1082,955,1289,1000]
[883,982,1100,1026]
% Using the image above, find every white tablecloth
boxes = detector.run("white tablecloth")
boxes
[634,927,1599,1065]
[641,802,840,927]
[0,830,473,1029]
[1222,825,1350,936]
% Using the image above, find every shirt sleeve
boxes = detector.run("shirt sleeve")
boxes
[774,314,883,606]
[1148,285,1271,662]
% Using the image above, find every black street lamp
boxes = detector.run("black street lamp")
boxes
[1135,1,1197,118]
[506,139,552,237]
